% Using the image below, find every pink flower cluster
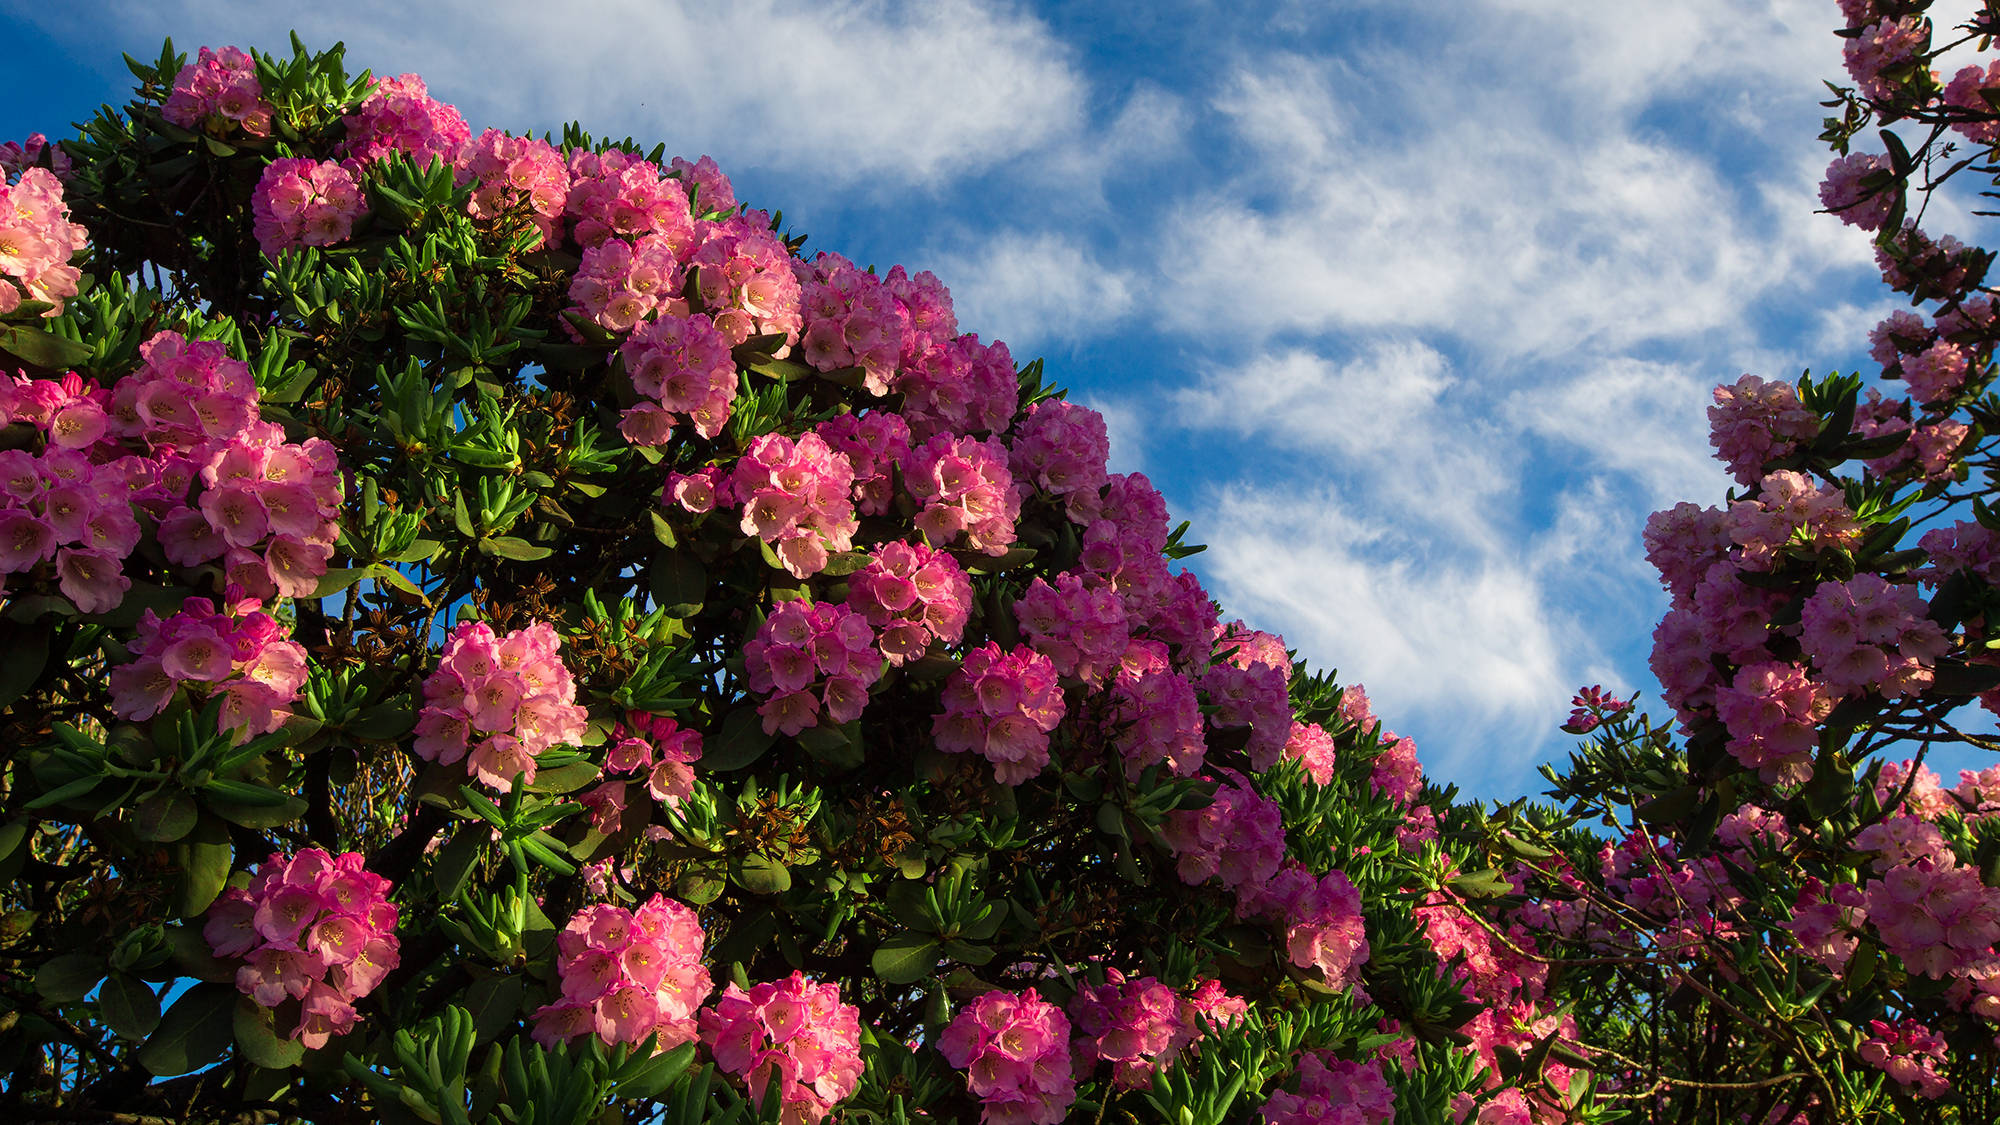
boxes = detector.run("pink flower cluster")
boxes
[565,148,695,251]
[1820,152,1895,231]
[0,443,136,613]
[844,539,971,665]
[0,133,71,182]
[163,46,272,137]
[1857,1018,1950,1099]
[412,620,590,791]
[166,419,344,600]
[110,592,307,740]
[903,433,1021,555]
[795,252,901,394]
[1713,661,1830,786]
[672,155,737,216]
[1876,228,1985,305]
[731,432,858,579]
[665,465,724,515]
[617,311,736,445]
[1787,878,1868,973]
[1164,772,1285,893]
[883,264,958,369]
[0,166,86,315]
[1853,390,1967,481]
[1642,503,1731,604]
[1945,61,2000,146]
[1259,1053,1396,1125]
[533,897,713,1050]
[1016,572,1128,684]
[458,130,569,246]
[1202,657,1293,772]
[1707,375,1819,486]
[251,158,366,257]
[1901,339,1970,403]
[1860,850,2000,978]
[1009,399,1111,509]
[816,412,910,516]
[698,973,863,1125]
[742,600,882,737]
[937,988,1076,1125]
[1797,574,1947,698]
[1560,684,1633,735]
[900,333,1018,439]
[204,849,399,1050]
[1066,970,1189,1090]
[571,233,687,333]
[1370,733,1424,805]
[1284,870,1371,988]
[1725,471,1863,572]
[686,215,803,349]
[1106,639,1206,778]
[108,331,256,451]
[1843,17,1930,104]
[591,710,704,825]
[338,74,469,169]
[934,642,1065,784]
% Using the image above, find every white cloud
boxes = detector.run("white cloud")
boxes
[24,0,1088,189]
[1172,340,1452,458]
[1194,482,1575,791]
[927,230,1139,352]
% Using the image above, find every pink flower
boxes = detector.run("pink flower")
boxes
[415,621,590,791]
[339,73,471,168]
[744,601,882,736]
[163,47,273,137]
[938,989,1076,1125]
[698,973,864,1125]
[1820,152,1896,231]
[934,643,1065,784]
[534,895,712,1050]
[204,849,399,1047]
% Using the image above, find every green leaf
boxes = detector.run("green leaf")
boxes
[612,1041,695,1101]
[172,815,235,918]
[167,925,237,984]
[233,995,305,1068]
[35,952,105,1004]
[942,940,996,967]
[137,982,237,1077]
[483,535,553,562]
[871,933,942,985]
[206,792,308,829]
[729,853,792,896]
[676,871,725,905]
[312,567,375,599]
[464,974,526,1044]
[649,510,678,548]
[523,760,599,795]
[101,972,162,1041]
[349,702,417,741]
[130,788,199,843]
[648,550,706,617]
[701,709,774,772]
[433,823,489,902]
[819,551,870,576]
[0,325,94,369]
[0,621,49,708]
[0,820,27,885]
[795,720,864,769]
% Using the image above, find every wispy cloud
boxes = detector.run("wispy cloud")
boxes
[19,0,1090,189]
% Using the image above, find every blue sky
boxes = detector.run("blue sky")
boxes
[5,0,1975,798]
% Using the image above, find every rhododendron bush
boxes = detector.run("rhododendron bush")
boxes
[0,37,1555,1125]
[1431,3,2000,1123]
